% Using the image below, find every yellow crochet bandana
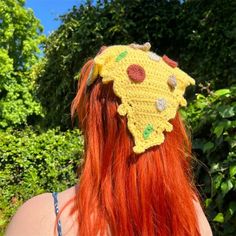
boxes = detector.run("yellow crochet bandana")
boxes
[88,43,195,154]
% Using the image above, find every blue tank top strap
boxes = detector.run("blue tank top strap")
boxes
[52,192,62,236]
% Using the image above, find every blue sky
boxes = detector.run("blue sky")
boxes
[25,0,84,35]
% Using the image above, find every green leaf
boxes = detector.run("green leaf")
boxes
[213,174,223,190]
[213,120,232,137]
[214,89,230,97]
[218,106,235,118]
[221,180,233,195]
[211,163,220,172]
[228,202,236,215]
[203,141,214,153]
[229,165,236,177]
[225,135,236,148]
[213,213,224,223]
[213,125,224,138]
[205,198,212,207]
[0,218,6,227]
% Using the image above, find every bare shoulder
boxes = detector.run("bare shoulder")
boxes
[5,192,55,236]
[193,200,213,236]
[5,186,77,236]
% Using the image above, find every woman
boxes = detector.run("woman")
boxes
[6,43,213,236]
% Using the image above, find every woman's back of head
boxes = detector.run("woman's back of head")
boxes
[70,44,200,236]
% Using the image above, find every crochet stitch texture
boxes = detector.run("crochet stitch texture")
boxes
[93,44,195,154]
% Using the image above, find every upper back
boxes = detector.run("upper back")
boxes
[5,186,78,236]
[5,186,212,236]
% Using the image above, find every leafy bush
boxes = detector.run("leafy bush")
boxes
[35,0,184,129]
[0,127,83,234]
[0,0,45,129]
[178,0,236,90]
[182,85,236,235]
[35,0,235,130]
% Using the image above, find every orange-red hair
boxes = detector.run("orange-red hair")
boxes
[68,48,200,235]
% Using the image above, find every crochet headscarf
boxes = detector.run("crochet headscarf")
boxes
[87,43,195,153]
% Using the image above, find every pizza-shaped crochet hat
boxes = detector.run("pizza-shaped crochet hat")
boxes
[88,43,195,154]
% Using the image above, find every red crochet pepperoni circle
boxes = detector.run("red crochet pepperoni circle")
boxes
[127,64,146,83]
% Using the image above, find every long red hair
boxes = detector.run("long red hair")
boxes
[69,49,200,235]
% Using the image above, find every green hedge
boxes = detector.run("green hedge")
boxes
[0,128,83,234]
[182,85,236,235]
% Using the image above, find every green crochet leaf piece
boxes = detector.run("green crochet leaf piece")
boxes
[143,124,154,140]
[115,50,128,62]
